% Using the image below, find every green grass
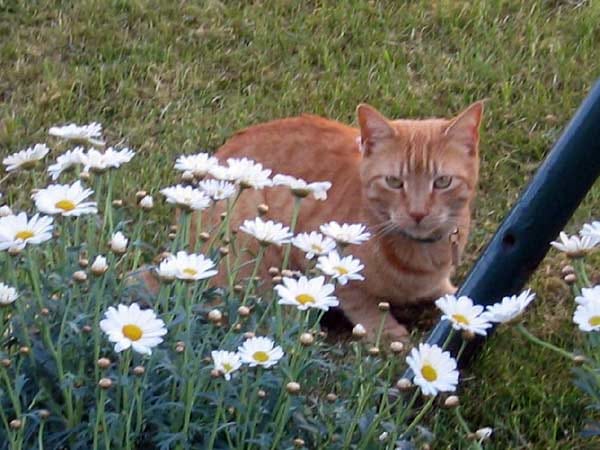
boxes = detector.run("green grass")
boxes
[1,0,599,448]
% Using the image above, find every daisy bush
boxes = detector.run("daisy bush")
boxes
[0,124,547,450]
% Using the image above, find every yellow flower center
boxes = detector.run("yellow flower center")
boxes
[15,230,34,240]
[122,324,143,341]
[451,314,470,325]
[311,244,323,253]
[296,294,315,305]
[588,316,600,327]
[252,351,269,362]
[334,266,349,275]
[183,268,198,277]
[55,199,76,211]
[421,364,438,382]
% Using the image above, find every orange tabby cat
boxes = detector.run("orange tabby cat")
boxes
[198,102,483,340]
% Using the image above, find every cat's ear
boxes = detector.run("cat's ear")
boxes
[444,101,484,156]
[357,104,396,156]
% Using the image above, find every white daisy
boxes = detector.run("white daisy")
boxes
[272,174,332,200]
[109,231,128,253]
[174,153,219,178]
[275,275,339,311]
[550,231,596,257]
[32,181,97,216]
[81,147,135,172]
[406,343,459,396]
[0,282,18,306]
[291,231,336,259]
[435,295,492,336]
[0,212,53,251]
[574,300,600,332]
[482,290,536,323]
[211,350,242,380]
[581,221,600,246]
[198,179,237,201]
[91,255,108,274]
[99,303,167,355]
[320,221,371,245]
[575,285,600,306]
[215,158,272,189]
[237,336,284,368]
[239,217,292,246]
[160,185,211,211]
[164,251,218,281]
[3,144,50,172]
[316,251,365,285]
[49,122,104,146]
[47,147,85,180]
[155,255,178,281]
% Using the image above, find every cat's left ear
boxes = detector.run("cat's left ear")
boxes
[444,101,484,156]
[357,104,396,156]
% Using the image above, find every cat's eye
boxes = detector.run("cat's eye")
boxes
[385,176,404,189]
[433,176,453,189]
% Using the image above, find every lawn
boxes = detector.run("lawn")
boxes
[1,0,600,448]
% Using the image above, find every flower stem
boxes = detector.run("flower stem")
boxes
[241,245,266,306]
[400,394,435,439]
[281,196,302,271]
[516,324,575,360]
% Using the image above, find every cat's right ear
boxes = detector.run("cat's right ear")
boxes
[357,104,396,156]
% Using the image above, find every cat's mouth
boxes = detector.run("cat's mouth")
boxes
[397,229,444,244]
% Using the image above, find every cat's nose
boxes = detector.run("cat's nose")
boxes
[409,212,427,224]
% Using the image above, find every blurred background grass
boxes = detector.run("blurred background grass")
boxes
[1,0,599,448]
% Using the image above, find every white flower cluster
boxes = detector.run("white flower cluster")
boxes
[211,336,285,380]
[550,221,600,257]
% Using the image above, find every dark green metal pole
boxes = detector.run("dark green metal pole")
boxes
[425,79,600,361]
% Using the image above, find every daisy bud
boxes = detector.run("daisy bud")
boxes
[208,309,223,323]
[281,269,294,278]
[78,258,89,268]
[97,358,111,369]
[352,323,367,339]
[461,329,476,341]
[238,306,251,317]
[390,341,404,353]
[175,341,186,353]
[112,199,123,208]
[286,381,301,395]
[233,284,243,293]
[444,395,460,408]
[257,389,267,399]
[233,323,242,331]
[318,330,328,338]
[221,236,230,245]
[210,368,221,378]
[19,346,30,355]
[40,307,50,316]
[91,255,108,275]
[9,419,22,430]
[8,246,22,256]
[268,266,279,276]
[51,293,60,301]
[38,409,50,420]
[72,270,88,283]
[199,231,210,242]
[82,325,92,333]
[169,225,178,234]
[168,232,177,240]
[326,393,338,402]
[475,427,493,441]
[257,203,269,215]
[378,301,390,312]
[564,273,577,285]
[133,366,145,376]
[300,332,314,346]
[1,358,11,368]
[396,378,413,391]
[80,171,91,181]
[139,195,154,210]
[561,265,575,276]
[573,354,587,365]
[219,246,229,256]
[378,432,389,442]
[0,205,13,217]
[110,231,128,254]
[181,170,194,183]
[243,331,255,339]
[220,212,227,221]
[293,438,305,448]
[98,378,113,389]
[272,276,282,283]
[368,346,380,356]
[135,190,148,200]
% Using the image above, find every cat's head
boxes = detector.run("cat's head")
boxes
[357,102,483,242]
